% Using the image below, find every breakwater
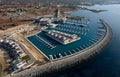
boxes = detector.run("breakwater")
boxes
[6,19,112,77]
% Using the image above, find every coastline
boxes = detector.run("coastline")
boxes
[5,19,112,77]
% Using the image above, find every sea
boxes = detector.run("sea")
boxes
[40,4,120,77]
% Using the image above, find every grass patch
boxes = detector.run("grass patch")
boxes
[21,55,30,62]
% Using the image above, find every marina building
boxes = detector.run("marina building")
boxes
[44,30,80,45]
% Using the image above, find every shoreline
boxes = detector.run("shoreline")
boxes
[5,19,112,77]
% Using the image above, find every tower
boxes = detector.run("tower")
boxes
[54,8,60,18]
[54,5,61,18]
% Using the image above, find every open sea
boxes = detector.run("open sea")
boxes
[41,4,120,77]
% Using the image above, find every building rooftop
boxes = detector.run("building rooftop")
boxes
[44,30,80,45]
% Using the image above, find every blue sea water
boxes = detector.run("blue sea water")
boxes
[42,4,120,77]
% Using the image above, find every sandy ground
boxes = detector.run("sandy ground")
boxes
[0,48,8,77]
[0,23,28,36]
[0,6,73,31]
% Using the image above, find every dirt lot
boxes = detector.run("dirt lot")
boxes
[0,6,73,30]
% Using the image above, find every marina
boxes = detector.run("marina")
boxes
[15,17,112,77]
[1,4,113,77]
[27,16,106,61]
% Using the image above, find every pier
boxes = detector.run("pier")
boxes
[35,35,56,49]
